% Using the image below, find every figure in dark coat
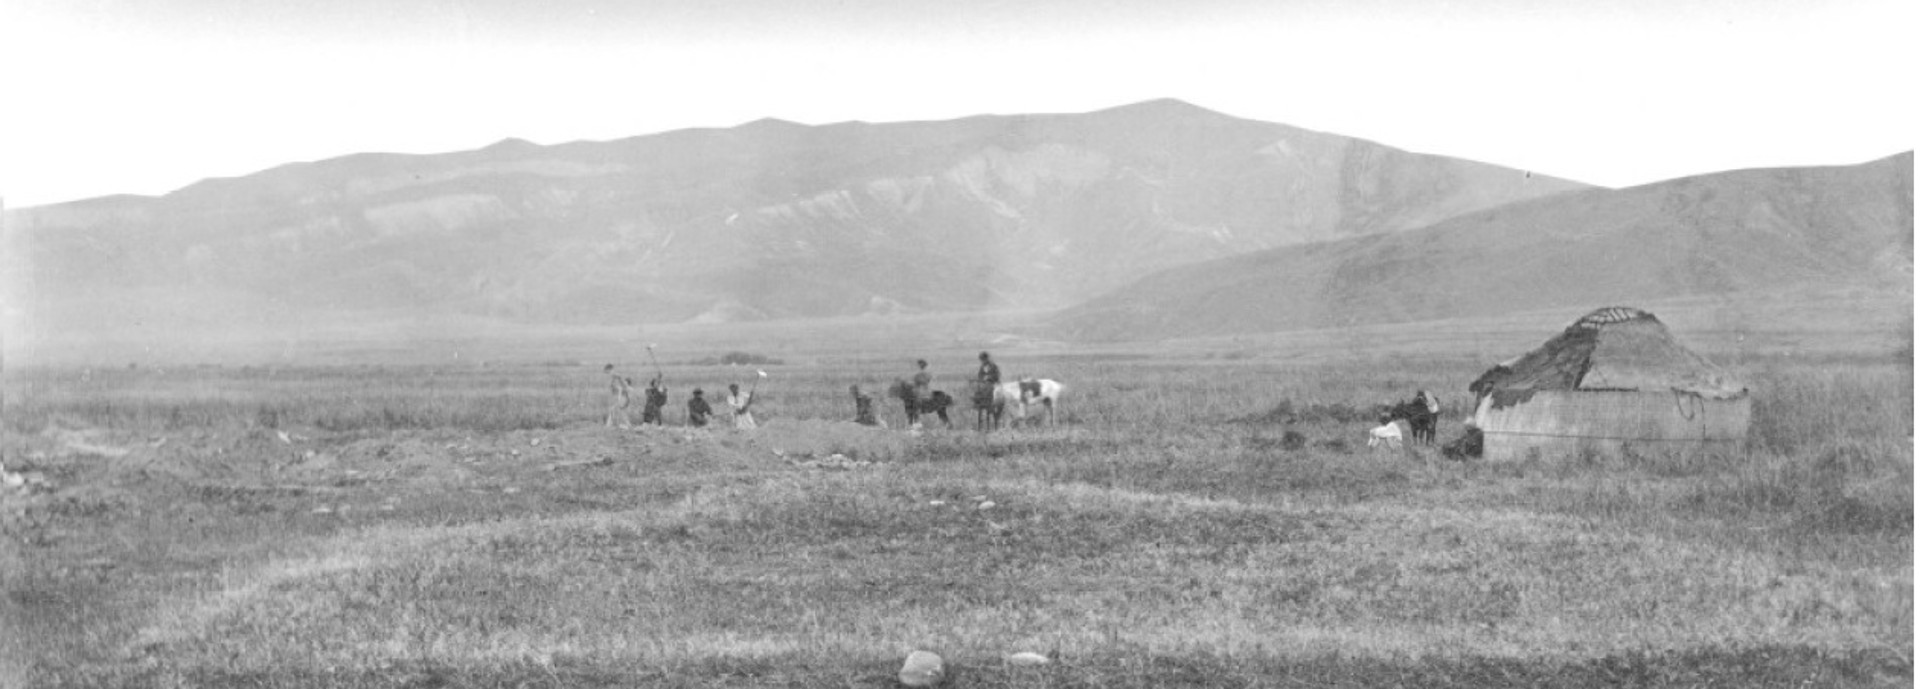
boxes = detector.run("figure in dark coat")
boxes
[976,351,1001,386]
[973,352,1003,430]
[851,385,880,426]
[904,359,932,425]
[641,377,668,425]
[687,388,712,428]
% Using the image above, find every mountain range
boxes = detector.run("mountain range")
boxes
[3,100,1908,357]
[1054,152,1912,341]
[4,99,1585,338]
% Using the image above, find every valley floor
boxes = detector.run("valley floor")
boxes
[1,354,1910,688]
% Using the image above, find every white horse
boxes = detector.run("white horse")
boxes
[993,378,1064,427]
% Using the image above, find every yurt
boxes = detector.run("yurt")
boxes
[1463,307,1750,462]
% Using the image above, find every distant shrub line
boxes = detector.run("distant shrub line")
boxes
[689,351,784,366]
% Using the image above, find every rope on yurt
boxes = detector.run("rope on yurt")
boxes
[1479,430,1740,442]
[1672,389,1702,421]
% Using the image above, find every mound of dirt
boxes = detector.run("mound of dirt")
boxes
[1,416,934,539]
[1232,399,1374,425]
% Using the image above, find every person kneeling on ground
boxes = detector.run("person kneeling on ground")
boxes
[851,385,883,427]
[687,388,712,428]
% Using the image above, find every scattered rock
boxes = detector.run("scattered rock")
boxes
[929,500,946,506]
[1006,651,1049,666]
[311,506,333,515]
[63,440,130,458]
[784,452,874,470]
[898,650,944,687]
[977,501,996,510]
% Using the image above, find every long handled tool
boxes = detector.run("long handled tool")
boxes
[646,343,664,380]
[745,369,767,411]
[643,343,670,424]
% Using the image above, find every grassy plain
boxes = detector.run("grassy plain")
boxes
[0,315,1911,688]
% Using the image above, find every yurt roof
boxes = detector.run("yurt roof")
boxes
[1470,307,1747,401]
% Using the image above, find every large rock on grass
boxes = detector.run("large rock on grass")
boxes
[898,650,945,687]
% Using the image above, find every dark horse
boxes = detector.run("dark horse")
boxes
[917,389,955,428]
[970,380,1002,431]
[1384,398,1438,446]
[888,379,955,428]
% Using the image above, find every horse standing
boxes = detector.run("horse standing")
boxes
[995,378,1064,428]
[918,390,955,428]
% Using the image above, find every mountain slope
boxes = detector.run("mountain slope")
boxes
[4,99,1587,337]
[1053,152,1914,341]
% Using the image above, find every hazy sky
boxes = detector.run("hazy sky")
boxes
[1,0,1912,207]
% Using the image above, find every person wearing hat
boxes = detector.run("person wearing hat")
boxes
[727,383,757,430]
[976,352,1000,386]
[641,377,669,425]
[686,388,712,427]
[905,359,933,426]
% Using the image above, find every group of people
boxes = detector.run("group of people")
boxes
[854,351,1002,429]
[604,364,756,430]
[849,358,937,428]
[606,351,1010,432]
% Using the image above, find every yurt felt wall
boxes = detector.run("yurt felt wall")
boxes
[1463,307,1752,462]
[1475,389,1752,462]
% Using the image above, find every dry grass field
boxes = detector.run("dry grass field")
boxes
[0,323,1911,687]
